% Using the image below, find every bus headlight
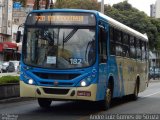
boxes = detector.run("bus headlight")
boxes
[81,81,87,87]
[77,76,93,87]
[21,71,37,85]
[28,79,34,85]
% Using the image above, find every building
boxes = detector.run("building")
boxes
[150,0,160,18]
[150,4,156,17]
[0,0,17,61]
[26,0,34,10]
[12,2,30,59]
[0,0,12,42]
[12,8,27,42]
[149,50,160,79]
[26,0,55,9]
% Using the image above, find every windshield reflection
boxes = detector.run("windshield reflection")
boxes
[23,27,96,69]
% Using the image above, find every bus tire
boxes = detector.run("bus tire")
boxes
[38,98,52,108]
[99,82,112,111]
[130,81,139,100]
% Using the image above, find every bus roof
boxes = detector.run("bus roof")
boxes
[31,9,98,14]
[30,9,148,42]
[98,12,148,42]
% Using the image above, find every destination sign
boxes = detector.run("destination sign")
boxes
[26,12,96,26]
[35,15,84,22]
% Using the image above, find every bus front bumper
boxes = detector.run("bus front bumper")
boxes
[20,81,97,101]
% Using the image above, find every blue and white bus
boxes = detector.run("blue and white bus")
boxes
[17,9,148,110]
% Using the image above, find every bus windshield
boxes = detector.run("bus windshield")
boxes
[23,27,96,69]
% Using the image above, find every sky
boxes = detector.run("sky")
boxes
[99,0,157,16]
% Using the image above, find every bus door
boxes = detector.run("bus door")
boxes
[98,21,108,63]
[96,21,109,100]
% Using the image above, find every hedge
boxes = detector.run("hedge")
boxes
[0,76,19,85]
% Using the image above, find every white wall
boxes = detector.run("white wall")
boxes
[155,0,160,18]
[0,0,3,33]
[7,0,13,35]
[12,24,24,43]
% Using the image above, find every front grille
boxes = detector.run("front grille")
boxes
[43,88,70,95]
[40,82,73,86]
[34,72,80,80]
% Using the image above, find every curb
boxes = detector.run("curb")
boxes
[149,79,160,83]
[0,97,35,104]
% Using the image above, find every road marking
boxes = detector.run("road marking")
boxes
[142,91,160,98]
[79,91,160,120]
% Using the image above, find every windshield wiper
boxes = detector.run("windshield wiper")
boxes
[63,28,78,43]
[62,32,65,50]
[35,13,42,25]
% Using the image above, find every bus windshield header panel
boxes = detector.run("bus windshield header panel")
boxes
[26,12,96,26]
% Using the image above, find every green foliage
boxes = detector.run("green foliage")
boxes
[150,18,160,49]
[0,76,19,85]
[105,1,160,50]
[113,1,133,11]
[54,0,99,10]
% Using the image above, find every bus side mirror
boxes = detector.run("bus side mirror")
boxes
[16,31,21,43]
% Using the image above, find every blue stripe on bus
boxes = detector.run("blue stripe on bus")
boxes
[108,56,120,97]
[96,56,125,101]
[119,62,125,96]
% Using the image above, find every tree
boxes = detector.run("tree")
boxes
[55,0,64,8]
[104,1,159,50]
[54,0,99,10]
[33,0,40,10]
[150,18,160,49]
[45,0,49,9]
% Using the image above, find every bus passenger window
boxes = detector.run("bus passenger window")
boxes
[130,36,136,59]
[145,43,148,61]
[115,29,122,43]
[122,32,129,57]
[116,45,123,56]
[136,39,142,60]
[98,25,107,63]
[115,29,122,56]
[142,41,146,61]
[110,27,115,55]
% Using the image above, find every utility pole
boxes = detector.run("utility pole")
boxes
[101,0,104,14]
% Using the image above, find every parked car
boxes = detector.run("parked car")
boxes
[149,67,160,79]
[0,61,3,73]
[2,61,19,73]
[2,62,9,72]
[9,61,19,72]
[6,62,15,72]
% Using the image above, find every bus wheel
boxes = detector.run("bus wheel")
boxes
[38,98,52,108]
[130,82,139,100]
[99,83,112,110]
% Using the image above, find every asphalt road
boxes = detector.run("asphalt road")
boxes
[0,81,160,120]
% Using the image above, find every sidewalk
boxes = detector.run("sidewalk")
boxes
[0,72,19,77]
[149,79,160,82]
[0,97,35,104]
